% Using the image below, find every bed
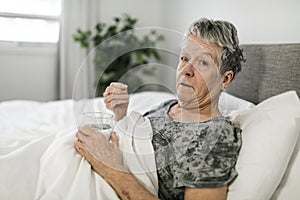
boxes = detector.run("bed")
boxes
[0,43,300,200]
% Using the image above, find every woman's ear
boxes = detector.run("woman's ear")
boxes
[222,70,234,89]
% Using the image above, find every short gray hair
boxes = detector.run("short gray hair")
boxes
[186,18,246,79]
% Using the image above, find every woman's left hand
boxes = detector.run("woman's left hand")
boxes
[74,125,126,175]
[75,126,158,200]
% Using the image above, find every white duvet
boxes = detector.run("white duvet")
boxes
[0,92,175,200]
[0,91,254,200]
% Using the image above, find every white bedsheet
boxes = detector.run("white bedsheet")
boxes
[35,111,157,200]
[0,91,256,199]
[0,92,174,200]
[0,112,159,200]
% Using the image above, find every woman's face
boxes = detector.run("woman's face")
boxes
[176,35,223,109]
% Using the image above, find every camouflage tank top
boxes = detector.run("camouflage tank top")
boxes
[144,99,242,200]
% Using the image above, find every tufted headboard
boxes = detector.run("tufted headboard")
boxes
[227,43,300,104]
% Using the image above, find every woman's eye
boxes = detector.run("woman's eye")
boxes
[180,56,189,62]
[199,60,208,66]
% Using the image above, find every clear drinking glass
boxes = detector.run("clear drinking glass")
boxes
[82,112,114,139]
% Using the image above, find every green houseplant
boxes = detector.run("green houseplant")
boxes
[73,14,164,96]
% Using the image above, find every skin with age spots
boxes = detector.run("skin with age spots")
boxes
[172,35,228,122]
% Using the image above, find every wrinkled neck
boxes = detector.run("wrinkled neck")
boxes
[170,98,222,122]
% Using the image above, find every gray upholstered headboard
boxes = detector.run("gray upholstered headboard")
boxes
[227,43,300,104]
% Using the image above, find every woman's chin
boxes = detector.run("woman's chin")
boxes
[177,97,199,108]
[177,93,194,102]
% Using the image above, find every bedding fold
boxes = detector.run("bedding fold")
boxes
[0,133,57,200]
[0,111,158,200]
[35,111,158,200]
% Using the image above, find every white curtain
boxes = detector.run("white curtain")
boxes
[59,0,99,100]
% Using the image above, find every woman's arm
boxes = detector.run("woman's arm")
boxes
[74,126,158,200]
[92,160,158,200]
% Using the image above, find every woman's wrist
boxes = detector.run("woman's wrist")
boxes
[99,166,158,200]
[90,156,127,179]
[114,111,127,121]
[90,158,157,200]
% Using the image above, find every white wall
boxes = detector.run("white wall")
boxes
[98,0,163,28]
[1,0,299,101]
[161,0,300,44]
[0,42,58,101]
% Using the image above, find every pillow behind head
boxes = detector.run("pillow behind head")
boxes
[227,91,300,200]
[271,127,300,199]
[219,92,255,116]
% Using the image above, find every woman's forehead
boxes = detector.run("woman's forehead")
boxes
[181,35,221,56]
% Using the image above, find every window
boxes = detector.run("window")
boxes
[0,0,61,43]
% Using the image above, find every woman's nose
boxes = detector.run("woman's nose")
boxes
[181,62,194,77]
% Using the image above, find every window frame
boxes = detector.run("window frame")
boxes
[0,11,59,21]
[0,8,60,44]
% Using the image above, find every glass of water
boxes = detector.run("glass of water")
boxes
[82,112,114,139]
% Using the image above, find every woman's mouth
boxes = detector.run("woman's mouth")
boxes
[179,83,193,88]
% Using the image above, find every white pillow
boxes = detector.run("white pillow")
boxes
[219,92,255,116]
[128,91,175,114]
[271,130,300,200]
[227,91,300,200]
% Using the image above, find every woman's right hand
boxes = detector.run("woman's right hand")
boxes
[103,82,129,121]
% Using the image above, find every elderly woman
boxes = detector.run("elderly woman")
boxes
[74,18,245,200]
